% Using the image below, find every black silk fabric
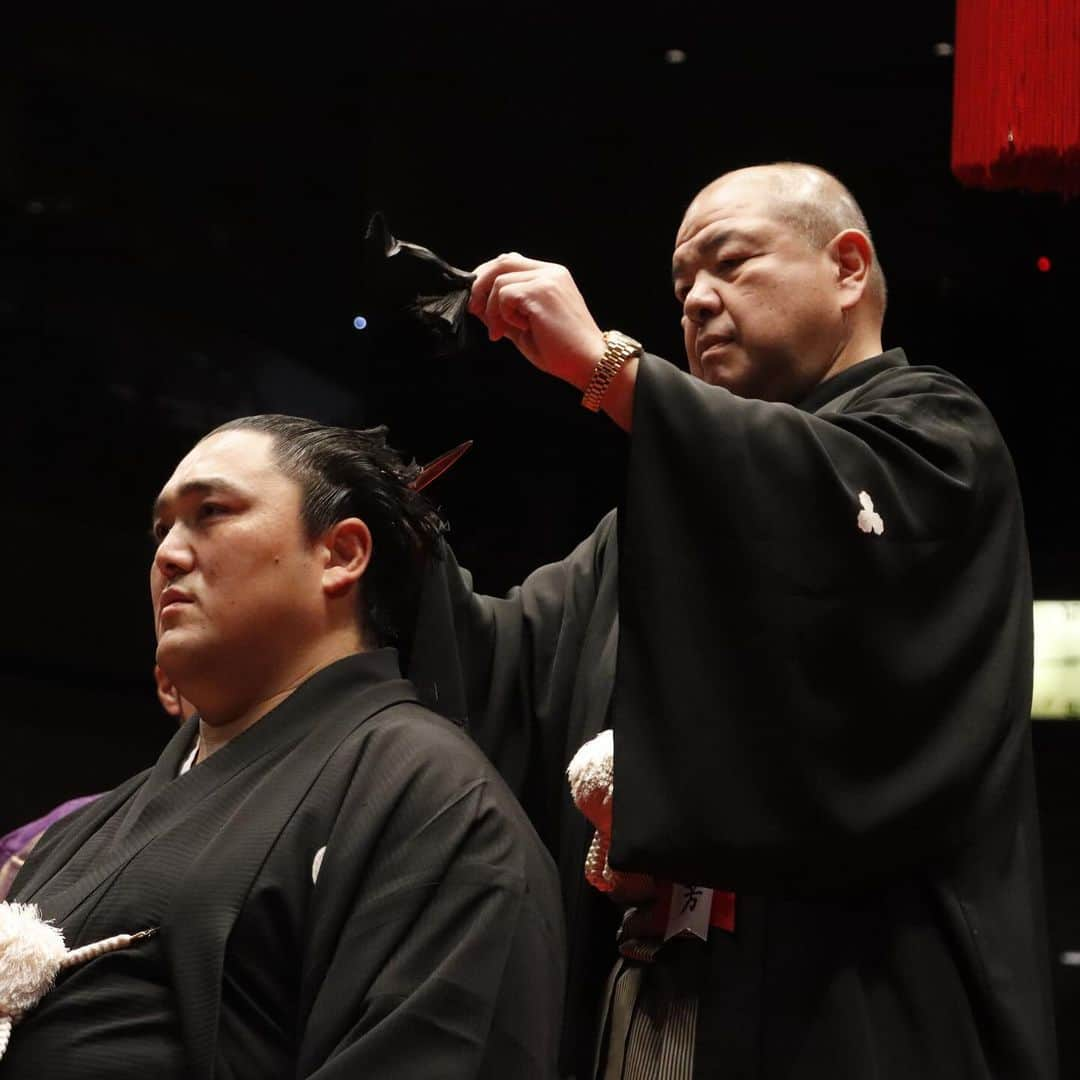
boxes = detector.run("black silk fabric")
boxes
[7,650,564,1079]
[408,349,1058,1079]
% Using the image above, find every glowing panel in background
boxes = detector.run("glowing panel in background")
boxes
[1032,601,1080,719]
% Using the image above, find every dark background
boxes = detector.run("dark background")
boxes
[3,8,1077,1068]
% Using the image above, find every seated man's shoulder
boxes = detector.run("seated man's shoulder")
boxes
[335,698,561,903]
[365,697,486,764]
[356,699,541,831]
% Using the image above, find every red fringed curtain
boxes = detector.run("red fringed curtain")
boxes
[952,0,1080,196]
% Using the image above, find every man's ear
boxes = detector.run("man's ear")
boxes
[154,663,184,718]
[828,228,873,311]
[321,517,373,598]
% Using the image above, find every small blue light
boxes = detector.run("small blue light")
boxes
[353,315,368,330]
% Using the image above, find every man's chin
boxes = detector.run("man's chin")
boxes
[156,632,206,680]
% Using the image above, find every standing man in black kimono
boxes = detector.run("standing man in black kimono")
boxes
[3,416,565,1078]
[406,164,1057,1077]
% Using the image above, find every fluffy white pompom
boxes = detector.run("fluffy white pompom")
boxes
[0,902,67,1017]
[567,730,655,900]
[567,728,614,829]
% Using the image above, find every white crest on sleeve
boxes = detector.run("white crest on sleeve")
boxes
[311,846,326,885]
[856,491,885,535]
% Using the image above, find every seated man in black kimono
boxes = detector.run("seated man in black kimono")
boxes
[3,417,564,1078]
[405,164,1057,1078]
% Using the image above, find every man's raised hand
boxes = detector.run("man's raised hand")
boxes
[467,253,607,390]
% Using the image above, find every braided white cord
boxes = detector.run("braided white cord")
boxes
[585,828,612,892]
[0,928,155,1063]
[59,929,156,971]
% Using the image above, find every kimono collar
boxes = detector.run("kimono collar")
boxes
[796,348,908,414]
[157,648,405,779]
[275,647,404,703]
[16,648,415,925]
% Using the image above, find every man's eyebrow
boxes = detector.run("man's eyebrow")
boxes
[151,477,247,521]
[672,228,752,282]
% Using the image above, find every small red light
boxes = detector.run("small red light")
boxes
[1036,256,1052,273]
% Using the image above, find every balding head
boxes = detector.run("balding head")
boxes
[690,163,887,314]
[672,162,886,402]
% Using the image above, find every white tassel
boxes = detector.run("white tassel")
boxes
[0,900,154,1062]
[567,729,615,826]
[567,730,653,898]
[0,902,67,1018]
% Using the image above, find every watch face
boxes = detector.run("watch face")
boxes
[606,331,642,352]
[1032,601,1080,719]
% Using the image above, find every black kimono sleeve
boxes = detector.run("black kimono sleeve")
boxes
[610,351,1034,893]
[410,516,620,852]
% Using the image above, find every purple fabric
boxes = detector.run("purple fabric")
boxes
[0,795,102,861]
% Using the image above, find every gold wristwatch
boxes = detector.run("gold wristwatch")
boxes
[581,330,643,412]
